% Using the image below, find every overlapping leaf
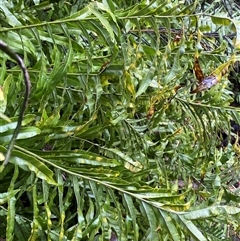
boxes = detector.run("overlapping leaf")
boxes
[0,0,240,240]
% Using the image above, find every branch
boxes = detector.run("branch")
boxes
[0,40,31,170]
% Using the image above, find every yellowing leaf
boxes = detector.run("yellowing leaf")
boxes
[125,71,135,96]
[0,152,4,161]
[0,86,4,101]
[211,54,236,77]
[211,15,231,26]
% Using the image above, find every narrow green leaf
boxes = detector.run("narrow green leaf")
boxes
[6,165,19,241]
[159,210,180,241]
[72,176,85,239]
[211,15,231,26]
[232,20,240,49]
[142,202,159,240]
[176,215,207,241]
[136,65,156,97]
[0,114,36,133]
[0,189,20,204]
[183,206,240,220]
[0,1,22,26]
[44,150,120,167]
[6,197,16,241]
[28,179,40,240]
[0,146,57,185]
[94,2,117,24]
[123,194,138,240]
[0,74,12,113]
[89,3,115,43]
[0,126,41,143]
[63,6,92,20]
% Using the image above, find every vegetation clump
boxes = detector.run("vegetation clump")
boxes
[0,0,240,240]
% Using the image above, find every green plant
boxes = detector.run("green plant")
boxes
[0,0,240,240]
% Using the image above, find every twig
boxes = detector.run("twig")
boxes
[0,40,31,170]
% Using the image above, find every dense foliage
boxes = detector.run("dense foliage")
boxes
[0,0,240,240]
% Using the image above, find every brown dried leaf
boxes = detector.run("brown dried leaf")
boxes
[147,105,155,119]
[193,57,205,83]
